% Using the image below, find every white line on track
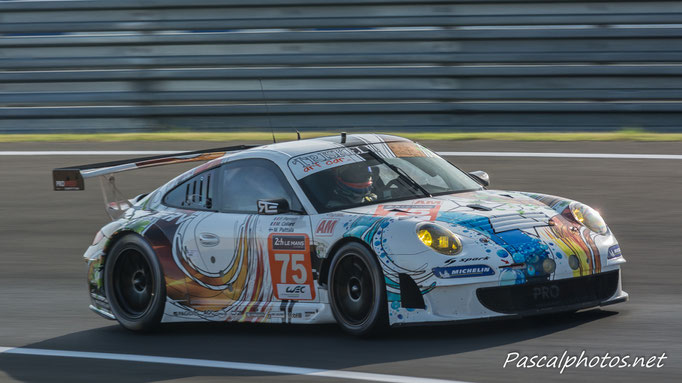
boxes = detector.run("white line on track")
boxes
[0,150,680,159]
[437,151,682,160]
[0,150,682,160]
[0,151,179,156]
[0,346,469,383]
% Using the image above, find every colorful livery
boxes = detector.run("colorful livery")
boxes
[55,134,627,335]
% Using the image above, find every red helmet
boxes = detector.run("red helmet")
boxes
[335,163,373,199]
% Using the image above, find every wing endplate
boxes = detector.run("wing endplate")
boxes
[53,168,85,191]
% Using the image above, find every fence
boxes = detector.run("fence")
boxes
[1,0,681,133]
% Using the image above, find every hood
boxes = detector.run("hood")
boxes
[341,190,610,283]
[341,190,559,222]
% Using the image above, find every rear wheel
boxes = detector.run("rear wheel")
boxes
[105,234,165,331]
[328,242,388,336]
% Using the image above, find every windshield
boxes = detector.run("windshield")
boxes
[289,141,482,213]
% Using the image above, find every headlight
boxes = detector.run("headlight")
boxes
[569,202,608,235]
[416,223,462,255]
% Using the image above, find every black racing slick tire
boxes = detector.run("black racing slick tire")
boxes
[328,242,388,336]
[105,234,166,332]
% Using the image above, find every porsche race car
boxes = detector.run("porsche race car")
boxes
[53,134,627,335]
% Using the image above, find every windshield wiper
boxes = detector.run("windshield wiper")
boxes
[363,150,432,198]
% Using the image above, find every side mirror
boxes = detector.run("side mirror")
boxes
[469,171,490,187]
[257,198,290,215]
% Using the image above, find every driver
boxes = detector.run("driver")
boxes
[330,162,378,206]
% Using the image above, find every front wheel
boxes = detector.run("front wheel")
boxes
[328,242,388,336]
[105,234,166,331]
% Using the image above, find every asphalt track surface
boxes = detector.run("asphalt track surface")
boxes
[0,140,681,383]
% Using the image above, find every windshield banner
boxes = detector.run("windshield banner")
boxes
[288,141,431,179]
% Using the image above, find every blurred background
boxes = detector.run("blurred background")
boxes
[1,0,681,134]
[2,2,682,383]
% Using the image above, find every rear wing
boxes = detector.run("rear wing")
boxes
[52,144,257,219]
[52,144,256,191]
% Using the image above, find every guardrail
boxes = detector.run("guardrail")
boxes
[1,0,681,133]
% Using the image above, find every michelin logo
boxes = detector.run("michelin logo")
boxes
[432,265,495,279]
[607,245,622,259]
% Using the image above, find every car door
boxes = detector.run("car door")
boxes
[192,158,317,311]
[161,167,246,311]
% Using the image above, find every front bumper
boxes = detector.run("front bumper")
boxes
[390,268,627,326]
[476,269,622,315]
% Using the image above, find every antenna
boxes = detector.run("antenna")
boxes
[258,79,276,144]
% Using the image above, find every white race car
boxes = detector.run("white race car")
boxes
[54,134,627,335]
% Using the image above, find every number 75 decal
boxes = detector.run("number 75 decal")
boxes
[268,233,316,300]
[274,253,307,284]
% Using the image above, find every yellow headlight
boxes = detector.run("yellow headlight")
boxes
[418,229,432,247]
[416,223,462,255]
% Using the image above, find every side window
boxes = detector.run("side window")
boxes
[221,159,303,214]
[163,169,216,210]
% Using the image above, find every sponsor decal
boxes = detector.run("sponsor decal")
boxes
[288,147,368,179]
[276,284,313,300]
[55,179,79,189]
[288,142,432,179]
[532,284,561,301]
[245,312,267,318]
[172,311,197,317]
[432,264,495,279]
[457,256,490,263]
[271,234,307,251]
[387,141,427,158]
[314,219,338,236]
[258,200,278,214]
[445,255,491,265]
[374,201,442,221]
[607,245,622,259]
[267,312,286,319]
[268,233,316,300]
